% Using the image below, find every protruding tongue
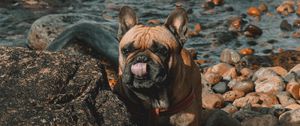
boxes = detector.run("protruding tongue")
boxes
[131,63,147,77]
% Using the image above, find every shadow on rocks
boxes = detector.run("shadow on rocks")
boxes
[0,46,131,126]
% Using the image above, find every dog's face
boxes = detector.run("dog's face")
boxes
[118,6,188,109]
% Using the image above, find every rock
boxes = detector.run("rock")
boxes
[247,7,261,17]
[238,55,273,70]
[223,67,238,80]
[228,17,246,32]
[202,110,241,126]
[279,109,300,126]
[292,31,300,38]
[0,46,130,125]
[241,114,278,126]
[244,24,263,38]
[208,0,224,6]
[232,109,262,122]
[297,4,300,16]
[253,68,285,95]
[252,68,277,81]
[240,68,254,79]
[27,13,117,50]
[220,49,241,64]
[239,48,254,55]
[258,3,268,13]
[280,20,293,31]
[276,2,295,16]
[212,82,228,94]
[254,75,285,94]
[203,93,224,109]
[223,90,245,102]
[204,72,222,85]
[233,92,279,108]
[271,51,300,71]
[276,92,297,107]
[286,81,300,100]
[211,63,237,80]
[269,66,288,77]
[222,103,238,115]
[204,63,237,84]
[284,72,300,83]
[229,79,254,94]
[293,19,300,29]
[289,64,300,75]
[285,104,300,110]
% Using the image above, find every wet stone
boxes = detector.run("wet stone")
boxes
[280,20,293,31]
[244,24,263,38]
[212,81,228,94]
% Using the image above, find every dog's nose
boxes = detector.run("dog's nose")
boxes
[136,55,149,62]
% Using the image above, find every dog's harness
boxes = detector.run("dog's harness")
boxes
[120,88,195,118]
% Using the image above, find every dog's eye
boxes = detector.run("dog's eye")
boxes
[122,48,133,56]
[122,43,135,56]
[157,47,168,55]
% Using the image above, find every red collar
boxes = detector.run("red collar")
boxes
[121,88,195,117]
[152,89,195,116]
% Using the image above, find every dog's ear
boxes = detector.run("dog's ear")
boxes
[118,6,138,40]
[164,7,188,47]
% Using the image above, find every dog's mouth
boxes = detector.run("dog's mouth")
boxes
[131,62,148,79]
[122,60,167,89]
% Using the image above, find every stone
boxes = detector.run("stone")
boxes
[280,20,293,31]
[241,114,278,126]
[244,24,263,38]
[279,109,300,126]
[293,19,300,29]
[254,75,285,95]
[230,79,254,94]
[202,109,241,126]
[286,81,300,100]
[247,7,261,17]
[240,68,254,79]
[239,48,254,55]
[253,68,285,95]
[223,67,238,80]
[223,90,245,102]
[285,104,300,110]
[212,82,228,94]
[276,92,297,107]
[202,93,224,109]
[208,0,224,6]
[204,72,222,85]
[269,66,288,77]
[0,46,131,125]
[276,2,295,16]
[222,103,238,115]
[228,17,245,32]
[220,49,241,64]
[271,51,300,71]
[289,64,300,75]
[233,92,279,108]
[258,2,268,13]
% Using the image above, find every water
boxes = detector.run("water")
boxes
[0,0,299,65]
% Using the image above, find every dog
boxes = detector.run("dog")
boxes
[114,6,202,126]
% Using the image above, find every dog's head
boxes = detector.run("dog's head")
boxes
[118,6,189,109]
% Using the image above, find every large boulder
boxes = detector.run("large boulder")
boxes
[0,46,130,126]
